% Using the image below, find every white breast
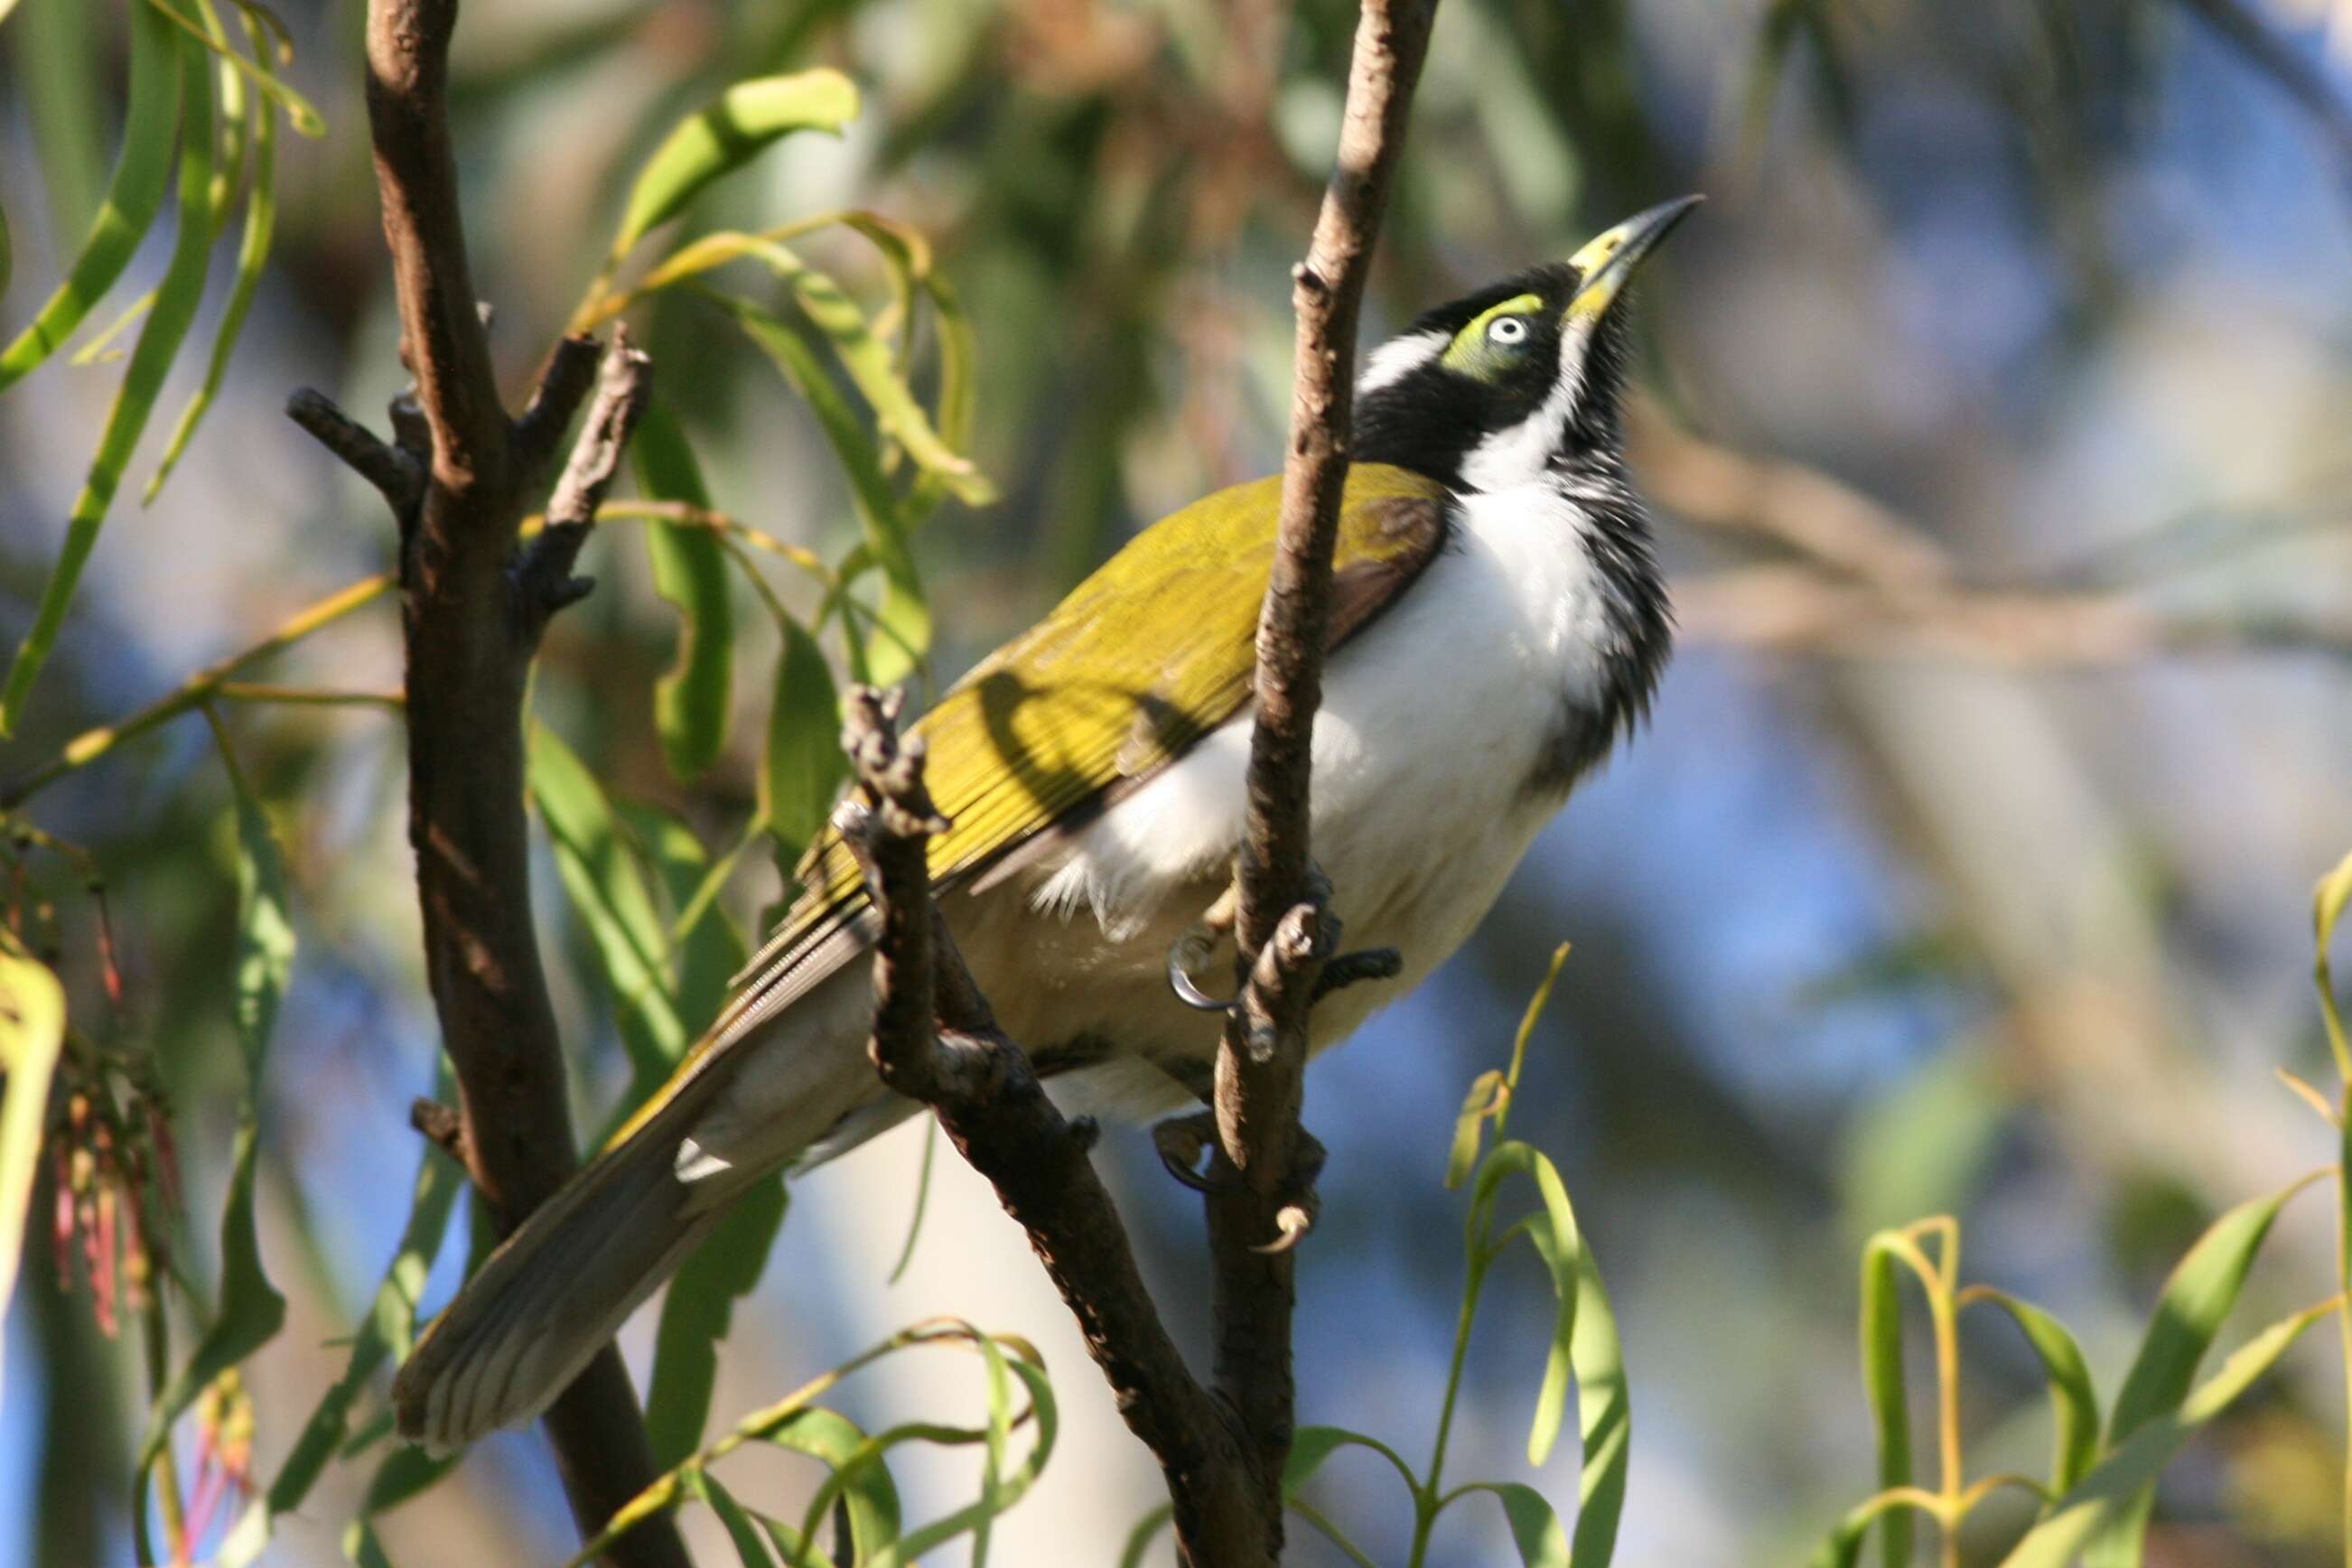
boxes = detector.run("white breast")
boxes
[964,481,1620,1104]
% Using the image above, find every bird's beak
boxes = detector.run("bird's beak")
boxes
[1564,195,1703,326]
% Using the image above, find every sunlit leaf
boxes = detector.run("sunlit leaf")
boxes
[2004,1299,2343,1568]
[609,70,860,261]
[1565,1225,1632,1563]
[134,723,292,1564]
[1468,1141,1581,1465]
[4,17,218,734]
[0,949,66,1409]
[765,1405,906,1563]
[0,0,179,391]
[1457,1481,1569,1568]
[2313,845,2352,1080]
[632,401,736,782]
[1447,1069,1507,1189]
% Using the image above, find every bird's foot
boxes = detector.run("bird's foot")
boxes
[1165,878,1241,1013]
[1152,1109,1218,1190]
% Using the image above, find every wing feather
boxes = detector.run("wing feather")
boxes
[614,462,1450,1139]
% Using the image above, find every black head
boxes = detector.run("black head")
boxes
[1354,197,1699,494]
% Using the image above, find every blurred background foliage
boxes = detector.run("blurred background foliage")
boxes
[7,0,2352,1562]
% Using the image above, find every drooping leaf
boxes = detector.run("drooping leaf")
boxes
[1468,1141,1581,1465]
[631,402,737,781]
[692,1470,783,1568]
[1446,1069,1507,1190]
[2312,845,2352,1079]
[1962,1286,2100,1497]
[722,294,932,687]
[0,0,180,390]
[1564,1222,1632,1564]
[865,1336,1055,1568]
[764,1405,907,1563]
[4,14,219,734]
[134,727,293,1564]
[145,3,280,502]
[609,71,860,261]
[1115,1505,1175,1568]
[0,949,66,1409]
[136,0,322,136]
[1283,1425,1419,1496]
[1455,1481,1570,1568]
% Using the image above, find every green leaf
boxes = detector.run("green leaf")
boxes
[722,294,932,688]
[692,1471,783,1568]
[647,1175,789,1469]
[766,1405,907,1563]
[1455,1481,1569,1568]
[0,950,66,1409]
[2313,846,2352,1081]
[135,729,293,1564]
[1962,1287,2100,1497]
[865,1339,1056,1568]
[610,71,860,260]
[632,401,737,781]
[136,0,323,137]
[527,720,689,1088]
[218,1118,463,1566]
[1467,1141,1581,1465]
[758,611,848,871]
[1810,1489,1945,1568]
[1115,1504,1174,1568]
[2002,1299,2342,1568]
[1446,1069,1507,1189]
[4,14,219,735]
[2084,1177,2313,1565]
[1858,1235,1913,1568]
[1564,1225,1632,1565]
[145,3,280,502]
[1283,1425,1419,1496]
[0,0,180,390]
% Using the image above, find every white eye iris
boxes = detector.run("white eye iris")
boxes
[1488,316,1529,346]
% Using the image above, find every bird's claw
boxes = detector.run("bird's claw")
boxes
[1252,1128,1328,1254]
[1152,1110,1218,1191]
[1165,877,1243,1013]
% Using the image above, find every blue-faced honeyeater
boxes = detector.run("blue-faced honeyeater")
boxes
[393,197,1699,1447]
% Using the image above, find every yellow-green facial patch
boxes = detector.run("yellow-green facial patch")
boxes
[1441,292,1544,382]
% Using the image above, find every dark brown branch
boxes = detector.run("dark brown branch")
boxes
[285,389,423,518]
[839,690,1273,1567]
[518,332,652,632]
[1206,0,1439,1538]
[285,3,686,1563]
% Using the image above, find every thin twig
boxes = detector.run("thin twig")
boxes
[838,688,1271,1566]
[1206,0,1440,1539]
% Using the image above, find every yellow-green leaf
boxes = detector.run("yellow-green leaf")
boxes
[1962,1286,2100,1497]
[1858,1235,1913,1568]
[5,17,217,734]
[0,950,66,1410]
[759,611,849,873]
[0,0,179,390]
[632,401,736,781]
[610,71,860,261]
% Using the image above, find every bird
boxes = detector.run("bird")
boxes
[393,195,1698,1450]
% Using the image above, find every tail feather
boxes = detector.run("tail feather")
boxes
[393,1101,735,1451]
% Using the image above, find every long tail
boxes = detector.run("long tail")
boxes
[390,1070,744,1452]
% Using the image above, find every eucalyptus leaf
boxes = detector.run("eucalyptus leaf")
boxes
[1962,1286,2100,1497]
[1858,1235,1913,1568]
[632,402,736,782]
[759,611,849,872]
[4,12,218,734]
[611,71,860,260]
[0,950,66,1409]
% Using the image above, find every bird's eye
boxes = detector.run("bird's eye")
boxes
[1488,316,1529,346]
